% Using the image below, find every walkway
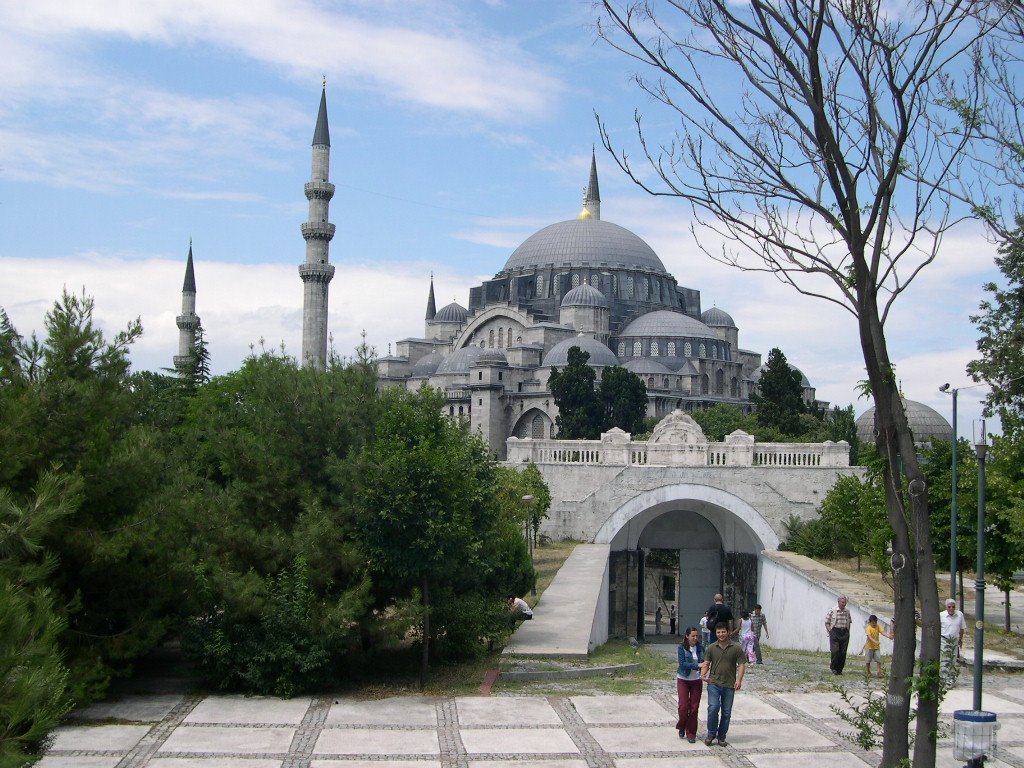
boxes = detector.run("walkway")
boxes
[38,670,1024,768]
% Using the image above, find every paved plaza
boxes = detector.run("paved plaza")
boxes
[38,672,1024,768]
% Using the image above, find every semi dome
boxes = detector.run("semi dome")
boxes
[411,351,445,376]
[620,310,716,339]
[856,399,953,446]
[702,307,736,327]
[542,335,620,368]
[436,344,487,374]
[503,219,667,273]
[434,301,468,323]
[623,359,672,375]
[561,283,609,308]
[473,348,508,366]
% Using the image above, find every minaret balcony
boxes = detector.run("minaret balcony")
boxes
[299,262,336,283]
[301,222,336,241]
[305,180,336,201]
[176,314,200,331]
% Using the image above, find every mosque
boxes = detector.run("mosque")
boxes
[173,86,826,458]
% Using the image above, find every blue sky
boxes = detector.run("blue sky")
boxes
[0,0,1002,433]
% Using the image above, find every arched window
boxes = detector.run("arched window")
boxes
[667,341,676,357]
[498,328,504,348]
[712,344,718,359]
[458,405,464,416]
[538,275,546,297]
[633,340,642,356]
[701,375,710,394]
[663,377,670,389]
[699,343,706,358]
[450,406,455,416]
[488,329,494,348]
[640,278,649,300]
[684,342,692,357]
[617,342,626,357]
[571,273,580,288]
[532,414,545,439]
[716,369,725,394]
[508,327,514,346]
[479,340,485,348]
[648,377,655,387]
[730,377,739,397]
[625,275,634,297]
[650,341,660,356]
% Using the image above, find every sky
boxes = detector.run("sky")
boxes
[0,0,1004,436]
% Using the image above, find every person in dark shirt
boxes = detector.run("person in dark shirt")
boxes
[706,593,735,634]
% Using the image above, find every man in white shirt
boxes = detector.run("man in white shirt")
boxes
[939,598,966,676]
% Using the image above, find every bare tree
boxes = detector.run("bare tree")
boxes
[595,2,995,765]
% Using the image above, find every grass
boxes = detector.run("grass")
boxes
[528,538,579,608]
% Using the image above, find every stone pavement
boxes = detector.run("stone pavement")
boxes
[39,673,1024,768]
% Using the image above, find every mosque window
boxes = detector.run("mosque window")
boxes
[478,372,482,381]
[488,329,494,348]
[654,280,662,302]
[479,340,485,348]
[532,414,545,439]
[611,275,617,295]
[450,406,454,416]
[699,343,706,358]
[571,273,580,288]
[538,275,546,297]
[650,341,660,356]
[498,328,504,348]
[508,327,514,345]
[632,340,642,356]
[684,342,692,357]
[701,375,709,394]
[648,377,655,387]
[663,377,670,389]
[667,342,676,357]
[640,278,648,301]
[731,377,739,397]
[625,275,634,297]
[618,342,625,357]
[712,344,718,359]
[498,371,503,381]
[459,405,464,416]
[716,369,725,394]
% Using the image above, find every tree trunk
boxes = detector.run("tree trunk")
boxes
[419,578,430,691]
[1005,586,1012,633]
[857,295,941,768]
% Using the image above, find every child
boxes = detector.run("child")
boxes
[738,611,756,663]
[864,614,893,678]
[700,612,711,646]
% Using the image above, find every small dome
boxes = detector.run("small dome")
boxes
[620,310,716,339]
[474,349,508,366]
[434,301,468,323]
[542,335,620,368]
[561,283,609,309]
[411,350,446,376]
[503,219,667,273]
[702,306,736,327]
[436,345,486,374]
[856,399,953,447]
[623,359,672,375]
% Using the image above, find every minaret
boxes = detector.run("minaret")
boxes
[425,273,436,320]
[299,82,336,369]
[584,147,601,220]
[173,241,200,374]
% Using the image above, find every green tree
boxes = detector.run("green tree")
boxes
[690,404,754,441]
[751,349,807,435]
[984,430,1024,632]
[549,346,605,438]
[599,365,648,434]
[594,3,993,760]
[356,387,532,686]
[826,405,860,464]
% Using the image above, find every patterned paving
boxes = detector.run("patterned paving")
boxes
[37,684,1024,768]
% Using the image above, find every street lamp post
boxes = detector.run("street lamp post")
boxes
[522,494,536,596]
[939,383,959,603]
[972,420,988,713]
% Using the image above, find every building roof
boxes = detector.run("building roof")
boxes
[701,306,735,327]
[434,301,468,323]
[502,219,667,273]
[620,310,716,338]
[856,399,953,446]
[411,350,446,376]
[561,283,609,309]
[623,359,672,375]
[542,335,620,368]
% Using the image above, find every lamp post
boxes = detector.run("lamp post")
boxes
[522,494,536,596]
[971,420,987,713]
[939,383,959,603]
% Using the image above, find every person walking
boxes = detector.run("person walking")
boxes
[706,593,735,635]
[863,614,893,679]
[675,627,706,743]
[750,604,769,664]
[669,604,677,635]
[825,595,852,675]
[703,621,745,747]
[939,598,966,678]
[700,613,711,646]
[738,611,756,663]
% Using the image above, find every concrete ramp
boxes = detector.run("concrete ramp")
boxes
[503,543,610,658]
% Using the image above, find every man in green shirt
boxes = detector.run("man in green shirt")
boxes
[703,621,745,746]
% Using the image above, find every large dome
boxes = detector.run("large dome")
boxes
[856,399,953,446]
[620,310,716,339]
[542,335,620,368]
[502,219,667,273]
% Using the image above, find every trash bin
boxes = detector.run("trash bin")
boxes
[953,710,998,763]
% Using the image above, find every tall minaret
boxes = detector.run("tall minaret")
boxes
[299,82,336,369]
[584,147,601,220]
[425,273,436,320]
[173,241,200,374]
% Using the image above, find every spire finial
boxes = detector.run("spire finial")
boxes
[322,74,326,89]
[584,149,601,220]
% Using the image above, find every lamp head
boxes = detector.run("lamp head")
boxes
[939,383,950,392]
